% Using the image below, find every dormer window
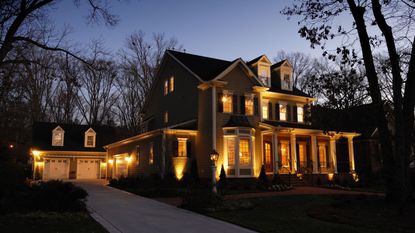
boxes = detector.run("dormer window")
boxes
[52,126,64,146]
[84,128,96,148]
[281,73,292,90]
[258,65,270,87]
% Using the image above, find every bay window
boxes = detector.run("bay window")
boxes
[224,128,254,177]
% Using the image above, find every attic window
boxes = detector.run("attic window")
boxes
[258,65,270,86]
[84,128,96,148]
[52,126,64,146]
[281,74,292,90]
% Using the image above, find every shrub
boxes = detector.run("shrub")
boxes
[258,165,268,184]
[29,180,88,212]
[218,165,227,192]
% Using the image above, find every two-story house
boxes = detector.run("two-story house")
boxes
[31,122,116,180]
[105,50,359,182]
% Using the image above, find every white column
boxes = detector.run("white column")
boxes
[259,92,263,121]
[272,130,279,174]
[348,136,356,172]
[290,133,297,172]
[311,135,318,174]
[330,137,338,174]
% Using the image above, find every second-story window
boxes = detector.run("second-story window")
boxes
[164,80,169,95]
[169,76,174,92]
[297,105,304,123]
[262,100,269,120]
[222,92,233,113]
[245,95,254,115]
[279,104,287,121]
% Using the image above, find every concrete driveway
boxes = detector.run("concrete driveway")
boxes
[75,180,256,233]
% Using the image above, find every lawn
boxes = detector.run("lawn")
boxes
[0,212,108,233]
[207,194,415,233]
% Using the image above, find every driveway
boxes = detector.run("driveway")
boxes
[75,180,256,233]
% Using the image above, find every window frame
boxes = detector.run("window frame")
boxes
[52,126,64,146]
[149,142,154,165]
[177,138,188,157]
[279,103,287,121]
[169,76,174,92]
[84,128,96,148]
[297,105,304,123]
[244,94,254,115]
[262,99,269,120]
[221,90,233,113]
[164,80,169,95]
[281,73,292,91]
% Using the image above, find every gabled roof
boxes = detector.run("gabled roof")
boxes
[32,122,118,152]
[247,54,271,66]
[167,50,232,81]
[271,59,289,69]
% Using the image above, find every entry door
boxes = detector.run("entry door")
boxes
[263,141,273,172]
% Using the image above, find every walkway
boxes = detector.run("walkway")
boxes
[75,180,255,233]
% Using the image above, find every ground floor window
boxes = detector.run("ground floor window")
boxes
[318,143,327,168]
[224,134,254,177]
[280,141,290,167]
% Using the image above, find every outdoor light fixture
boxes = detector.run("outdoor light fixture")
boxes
[32,150,40,158]
[210,150,219,194]
[9,144,14,149]
[221,96,227,102]
[125,156,132,163]
[108,159,114,164]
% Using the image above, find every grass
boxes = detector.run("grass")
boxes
[0,212,108,233]
[207,194,415,233]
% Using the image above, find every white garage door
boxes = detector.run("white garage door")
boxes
[77,159,100,179]
[43,158,69,180]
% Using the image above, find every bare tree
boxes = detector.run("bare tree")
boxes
[116,31,180,135]
[274,50,314,89]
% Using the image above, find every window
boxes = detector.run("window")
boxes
[227,138,235,166]
[297,106,304,123]
[262,100,269,119]
[136,146,140,165]
[318,144,327,168]
[169,76,174,92]
[239,139,250,165]
[259,65,270,86]
[84,128,96,148]
[149,143,154,164]
[52,126,64,146]
[178,138,187,157]
[164,111,168,124]
[282,74,291,90]
[164,80,168,95]
[222,93,232,113]
[279,104,287,121]
[245,95,254,115]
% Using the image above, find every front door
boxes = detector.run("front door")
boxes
[263,141,273,173]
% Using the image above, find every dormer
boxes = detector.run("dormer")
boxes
[272,60,293,91]
[52,126,64,146]
[84,128,96,148]
[248,55,272,87]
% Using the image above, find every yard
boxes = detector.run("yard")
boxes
[208,194,415,233]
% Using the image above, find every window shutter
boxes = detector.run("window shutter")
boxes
[186,140,191,157]
[275,103,280,120]
[173,140,178,157]
[306,144,311,167]
[254,97,259,115]
[240,96,245,115]
[293,105,298,122]
[304,104,311,123]
[268,102,272,120]
[232,95,238,114]
[218,93,223,112]
[287,104,292,121]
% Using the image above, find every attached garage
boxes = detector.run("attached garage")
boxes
[43,158,69,180]
[77,159,100,179]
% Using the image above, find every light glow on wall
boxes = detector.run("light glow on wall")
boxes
[108,159,114,164]
[173,157,188,180]
[125,157,132,163]
[327,173,334,181]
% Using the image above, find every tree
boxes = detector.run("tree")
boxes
[274,50,314,89]
[116,31,180,135]
[282,0,415,205]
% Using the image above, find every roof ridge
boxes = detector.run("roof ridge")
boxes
[167,49,231,63]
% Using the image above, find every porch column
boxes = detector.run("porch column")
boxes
[329,137,338,174]
[348,136,356,172]
[311,135,318,173]
[272,130,279,174]
[290,133,297,172]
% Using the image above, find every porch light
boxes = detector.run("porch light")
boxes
[352,172,359,183]
[32,150,41,158]
[210,150,219,162]
[9,144,14,149]
[108,159,114,164]
[221,96,227,102]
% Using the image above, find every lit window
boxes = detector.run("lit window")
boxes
[239,139,250,165]
[178,138,187,157]
[149,143,154,164]
[164,80,168,95]
[136,146,140,165]
[319,144,327,168]
[299,143,306,165]
[282,74,291,90]
[222,93,232,113]
[262,101,268,119]
[164,111,168,124]
[86,136,94,146]
[280,141,290,167]
[259,66,270,86]
[297,106,304,122]
[169,76,174,92]
[227,138,235,165]
[245,96,254,115]
[52,126,64,146]
[279,104,287,121]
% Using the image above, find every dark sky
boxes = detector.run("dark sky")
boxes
[49,0,350,61]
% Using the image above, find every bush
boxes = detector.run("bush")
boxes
[218,165,227,192]
[258,165,268,184]
[29,180,88,212]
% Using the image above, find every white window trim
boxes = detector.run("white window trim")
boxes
[52,126,64,147]
[244,93,255,116]
[279,101,288,121]
[297,104,304,123]
[222,90,233,113]
[84,128,96,148]
[262,99,269,120]
[177,138,188,157]
[281,73,292,91]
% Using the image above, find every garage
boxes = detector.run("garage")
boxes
[77,159,100,179]
[43,158,69,180]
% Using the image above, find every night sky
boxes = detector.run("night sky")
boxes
[49,0,351,61]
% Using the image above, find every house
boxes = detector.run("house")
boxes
[31,122,116,180]
[105,50,360,182]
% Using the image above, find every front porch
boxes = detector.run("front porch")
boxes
[261,126,358,176]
